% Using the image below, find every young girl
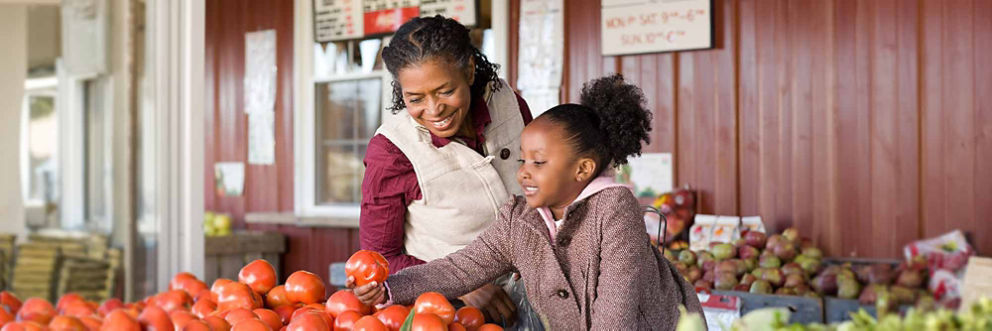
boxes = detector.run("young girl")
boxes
[353,74,703,330]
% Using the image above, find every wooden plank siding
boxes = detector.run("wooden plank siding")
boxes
[204,0,992,286]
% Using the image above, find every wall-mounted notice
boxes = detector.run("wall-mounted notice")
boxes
[363,0,420,36]
[245,30,276,115]
[420,0,477,26]
[517,0,563,116]
[314,0,364,42]
[601,0,712,56]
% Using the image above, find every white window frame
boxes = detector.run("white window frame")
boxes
[57,63,116,231]
[293,0,511,219]
[20,77,59,209]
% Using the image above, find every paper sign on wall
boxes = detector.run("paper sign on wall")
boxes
[245,30,277,164]
[214,162,245,197]
[517,0,563,115]
[618,153,673,198]
[245,30,277,115]
[601,0,713,56]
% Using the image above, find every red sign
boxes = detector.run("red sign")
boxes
[364,7,420,36]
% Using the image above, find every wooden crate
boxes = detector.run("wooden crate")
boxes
[204,231,285,284]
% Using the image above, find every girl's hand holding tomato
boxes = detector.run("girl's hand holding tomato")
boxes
[346,276,387,307]
[345,250,389,287]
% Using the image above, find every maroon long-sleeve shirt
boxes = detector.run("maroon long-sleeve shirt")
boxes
[360,92,532,272]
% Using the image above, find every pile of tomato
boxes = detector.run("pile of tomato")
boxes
[0,250,503,331]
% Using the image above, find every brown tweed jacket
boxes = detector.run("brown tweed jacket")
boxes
[386,187,704,330]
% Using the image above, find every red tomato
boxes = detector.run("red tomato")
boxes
[448,322,466,331]
[271,305,296,325]
[1,321,47,331]
[453,307,484,331]
[172,274,209,298]
[285,271,326,305]
[324,290,370,318]
[374,305,409,331]
[137,306,173,331]
[410,313,446,331]
[476,324,503,331]
[191,298,217,318]
[97,298,124,317]
[291,307,333,328]
[0,307,14,325]
[352,316,387,331]
[286,311,329,331]
[100,309,142,331]
[194,288,213,303]
[56,293,85,314]
[181,319,212,331]
[79,316,103,331]
[170,272,198,291]
[16,298,55,325]
[239,260,278,295]
[304,303,325,312]
[232,318,273,331]
[154,290,193,313]
[224,308,258,326]
[253,308,283,330]
[211,279,235,302]
[62,301,97,319]
[219,282,262,311]
[1,291,23,314]
[203,315,232,331]
[265,285,291,309]
[413,293,454,325]
[345,251,389,287]
[332,310,362,331]
[48,315,86,331]
[169,310,198,330]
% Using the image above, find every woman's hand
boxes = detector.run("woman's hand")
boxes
[347,276,387,306]
[458,283,517,325]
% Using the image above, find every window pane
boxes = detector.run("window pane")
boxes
[357,79,382,139]
[315,78,382,205]
[27,95,58,202]
[317,144,365,204]
[84,80,107,227]
[317,81,358,142]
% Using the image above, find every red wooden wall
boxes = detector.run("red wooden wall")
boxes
[204,0,359,289]
[205,0,992,287]
[558,0,992,258]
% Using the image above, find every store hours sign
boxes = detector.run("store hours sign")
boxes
[601,0,713,56]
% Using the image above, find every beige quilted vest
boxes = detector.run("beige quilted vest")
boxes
[376,80,525,262]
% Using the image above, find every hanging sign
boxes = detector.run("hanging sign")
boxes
[363,1,421,37]
[601,0,713,56]
[314,0,479,42]
[419,0,477,27]
[314,0,364,42]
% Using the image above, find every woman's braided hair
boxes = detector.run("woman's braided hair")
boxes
[381,15,502,113]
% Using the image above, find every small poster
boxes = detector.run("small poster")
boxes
[520,89,560,117]
[363,1,420,36]
[214,162,245,197]
[517,0,563,113]
[618,153,674,198]
[601,0,713,56]
[248,111,276,165]
[244,29,277,115]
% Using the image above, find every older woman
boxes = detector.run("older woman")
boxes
[359,15,535,328]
